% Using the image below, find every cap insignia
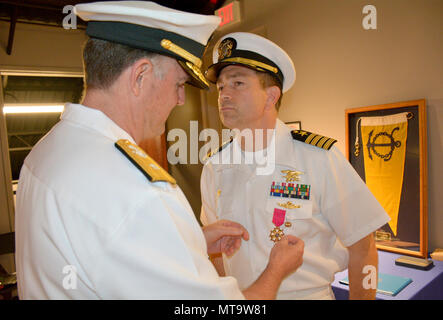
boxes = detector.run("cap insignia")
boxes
[218,38,236,61]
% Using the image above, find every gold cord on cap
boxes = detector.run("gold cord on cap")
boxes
[222,57,278,74]
[161,39,202,68]
[184,61,209,87]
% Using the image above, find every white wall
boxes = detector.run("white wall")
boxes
[220,0,442,250]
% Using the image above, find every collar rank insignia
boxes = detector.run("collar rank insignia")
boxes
[291,129,337,150]
[204,138,234,161]
[115,139,176,185]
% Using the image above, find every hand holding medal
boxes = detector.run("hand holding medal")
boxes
[267,235,305,280]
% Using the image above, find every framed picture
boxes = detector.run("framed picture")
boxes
[286,121,301,130]
[345,99,428,258]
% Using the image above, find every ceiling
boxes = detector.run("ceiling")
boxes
[0,0,227,26]
[0,0,227,54]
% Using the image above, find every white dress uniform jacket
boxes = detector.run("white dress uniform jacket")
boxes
[15,103,244,299]
[200,119,390,299]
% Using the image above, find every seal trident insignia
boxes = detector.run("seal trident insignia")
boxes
[281,170,304,182]
[366,127,401,161]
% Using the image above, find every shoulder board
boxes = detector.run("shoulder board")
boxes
[205,138,233,160]
[115,139,176,185]
[291,130,337,150]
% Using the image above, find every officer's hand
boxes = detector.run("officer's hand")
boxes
[267,235,304,280]
[202,220,249,256]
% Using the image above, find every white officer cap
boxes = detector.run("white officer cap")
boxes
[206,32,296,93]
[74,1,221,89]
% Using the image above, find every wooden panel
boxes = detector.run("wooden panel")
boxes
[138,133,168,171]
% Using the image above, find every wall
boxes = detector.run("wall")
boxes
[216,0,442,250]
[0,21,86,74]
[166,85,206,219]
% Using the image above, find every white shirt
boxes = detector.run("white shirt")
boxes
[15,103,244,300]
[200,119,390,299]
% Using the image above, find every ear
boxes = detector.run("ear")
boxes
[129,58,154,96]
[265,86,281,110]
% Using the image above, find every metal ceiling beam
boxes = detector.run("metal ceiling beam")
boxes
[0,17,86,29]
[7,131,47,136]
[9,147,33,152]
[0,1,87,30]
[6,5,17,55]
[0,1,60,11]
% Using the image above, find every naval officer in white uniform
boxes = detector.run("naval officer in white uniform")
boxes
[15,2,304,299]
[200,32,390,300]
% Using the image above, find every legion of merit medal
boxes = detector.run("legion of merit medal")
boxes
[270,208,286,242]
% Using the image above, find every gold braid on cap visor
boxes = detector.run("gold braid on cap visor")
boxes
[183,61,209,87]
[221,57,278,74]
[161,39,202,68]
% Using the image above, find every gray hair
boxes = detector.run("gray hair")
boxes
[82,37,166,90]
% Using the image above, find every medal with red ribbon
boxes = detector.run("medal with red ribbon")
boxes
[269,208,286,242]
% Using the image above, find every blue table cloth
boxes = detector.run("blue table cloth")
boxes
[332,250,443,300]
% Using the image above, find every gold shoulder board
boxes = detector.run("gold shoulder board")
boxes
[115,139,176,185]
[204,138,234,160]
[291,130,337,150]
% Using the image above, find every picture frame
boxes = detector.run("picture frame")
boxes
[345,99,428,258]
[285,121,302,130]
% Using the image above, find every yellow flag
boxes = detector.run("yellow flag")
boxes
[360,112,408,236]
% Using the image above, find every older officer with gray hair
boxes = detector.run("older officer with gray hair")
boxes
[15,2,304,299]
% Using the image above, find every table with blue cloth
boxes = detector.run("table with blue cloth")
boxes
[332,250,443,300]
